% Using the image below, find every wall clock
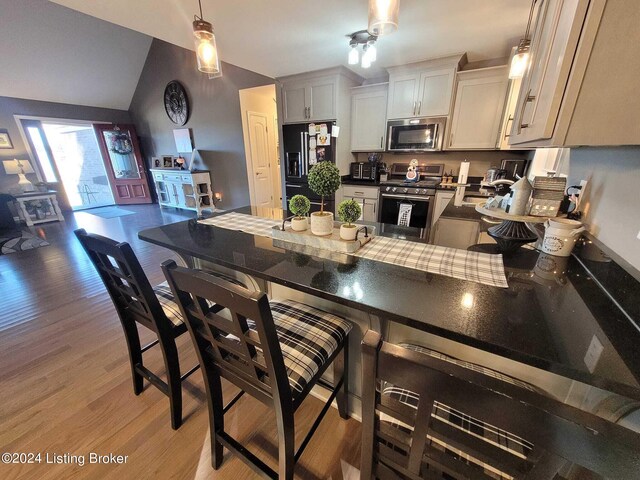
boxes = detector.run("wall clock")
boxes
[164,80,189,126]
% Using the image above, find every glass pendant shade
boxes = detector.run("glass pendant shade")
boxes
[366,43,377,62]
[193,19,221,75]
[361,48,372,68]
[348,46,359,65]
[368,0,399,36]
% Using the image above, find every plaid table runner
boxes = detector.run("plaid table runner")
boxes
[199,212,508,288]
[198,212,279,237]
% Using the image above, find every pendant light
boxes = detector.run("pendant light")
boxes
[509,0,537,79]
[348,40,360,65]
[193,0,221,76]
[368,0,399,36]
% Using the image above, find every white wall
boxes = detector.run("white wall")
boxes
[0,0,152,110]
[567,147,640,271]
[239,85,282,208]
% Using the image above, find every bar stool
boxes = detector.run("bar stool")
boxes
[161,260,352,480]
[75,229,245,430]
[361,330,640,480]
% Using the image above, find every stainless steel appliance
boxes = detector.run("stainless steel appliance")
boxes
[387,117,446,152]
[378,163,444,240]
[501,159,527,181]
[282,122,336,216]
[350,162,377,181]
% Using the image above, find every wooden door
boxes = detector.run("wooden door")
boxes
[308,76,337,121]
[94,124,152,204]
[247,112,273,208]
[416,68,455,117]
[387,73,419,119]
[351,85,388,151]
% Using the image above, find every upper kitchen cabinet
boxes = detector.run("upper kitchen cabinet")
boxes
[447,66,508,150]
[509,0,640,147]
[350,83,388,152]
[279,68,363,124]
[386,54,466,120]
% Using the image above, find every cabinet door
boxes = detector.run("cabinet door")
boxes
[416,69,455,117]
[432,191,455,226]
[362,198,378,222]
[351,88,388,151]
[509,0,588,144]
[498,77,522,150]
[282,82,308,123]
[308,77,337,121]
[387,73,420,119]
[448,70,508,149]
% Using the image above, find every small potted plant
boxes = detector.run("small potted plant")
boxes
[337,199,362,240]
[288,194,310,231]
[307,162,341,236]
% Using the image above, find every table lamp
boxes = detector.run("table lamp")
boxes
[2,159,35,192]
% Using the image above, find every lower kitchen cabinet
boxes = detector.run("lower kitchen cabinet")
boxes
[150,169,213,215]
[432,191,455,226]
[340,184,379,222]
[431,218,479,250]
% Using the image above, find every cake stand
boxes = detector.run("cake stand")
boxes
[475,205,548,254]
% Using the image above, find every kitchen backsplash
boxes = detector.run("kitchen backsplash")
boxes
[355,150,532,178]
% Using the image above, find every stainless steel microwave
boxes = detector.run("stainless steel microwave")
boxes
[387,117,446,152]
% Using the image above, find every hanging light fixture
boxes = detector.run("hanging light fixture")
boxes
[193,0,221,76]
[368,0,399,37]
[347,30,378,69]
[509,0,537,79]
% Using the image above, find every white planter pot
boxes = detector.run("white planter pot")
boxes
[310,212,334,236]
[290,216,308,232]
[339,224,358,241]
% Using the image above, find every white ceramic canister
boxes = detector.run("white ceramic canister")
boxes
[540,218,585,257]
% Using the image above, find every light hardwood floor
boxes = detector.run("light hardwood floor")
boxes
[0,205,361,480]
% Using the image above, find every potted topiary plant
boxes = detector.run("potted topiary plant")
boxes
[337,199,362,240]
[307,162,341,236]
[288,194,310,231]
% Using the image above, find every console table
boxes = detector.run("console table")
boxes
[14,191,65,227]
[150,169,214,216]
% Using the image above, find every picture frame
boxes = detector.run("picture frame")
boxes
[0,129,13,149]
[162,155,176,169]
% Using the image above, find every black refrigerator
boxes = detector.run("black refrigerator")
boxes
[282,122,336,216]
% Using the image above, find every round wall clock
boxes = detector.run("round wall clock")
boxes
[164,80,189,126]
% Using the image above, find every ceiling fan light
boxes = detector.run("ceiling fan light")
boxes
[361,48,372,68]
[366,42,377,62]
[348,45,359,65]
[368,0,399,36]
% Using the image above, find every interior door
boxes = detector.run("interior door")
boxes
[94,124,152,204]
[247,112,273,208]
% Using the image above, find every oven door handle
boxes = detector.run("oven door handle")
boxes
[381,194,431,201]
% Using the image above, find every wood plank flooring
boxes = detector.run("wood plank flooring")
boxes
[0,205,361,480]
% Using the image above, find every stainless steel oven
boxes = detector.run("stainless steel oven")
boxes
[387,117,446,152]
[378,189,434,240]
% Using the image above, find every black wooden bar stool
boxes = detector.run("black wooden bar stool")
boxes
[361,330,640,480]
[75,229,245,430]
[161,260,352,480]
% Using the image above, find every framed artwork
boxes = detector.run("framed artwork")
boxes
[162,155,175,168]
[0,130,13,149]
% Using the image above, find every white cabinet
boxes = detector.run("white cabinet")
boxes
[498,75,522,150]
[350,83,388,152]
[509,0,589,145]
[341,185,379,222]
[447,66,509,150]
[386,56,463,120]
[432,191,455,226]
[281,76,338,123]
[151,169,213,215]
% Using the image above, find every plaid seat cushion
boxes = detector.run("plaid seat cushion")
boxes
[380,343,538,480]
[252,300,352,398]
[154,271,247,327]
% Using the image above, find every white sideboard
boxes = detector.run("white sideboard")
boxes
[150,169,214,215]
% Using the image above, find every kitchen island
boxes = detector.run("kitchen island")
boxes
[139,200,640,425]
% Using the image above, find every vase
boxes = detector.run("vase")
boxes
[290,216,308,232]
[310,212,334,236]
[339,224,358,240]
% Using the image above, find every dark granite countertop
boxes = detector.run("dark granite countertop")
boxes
[139,206,640,402]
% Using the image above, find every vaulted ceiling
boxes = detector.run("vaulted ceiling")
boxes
[0,0,152,110]
[50,0,532,79]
